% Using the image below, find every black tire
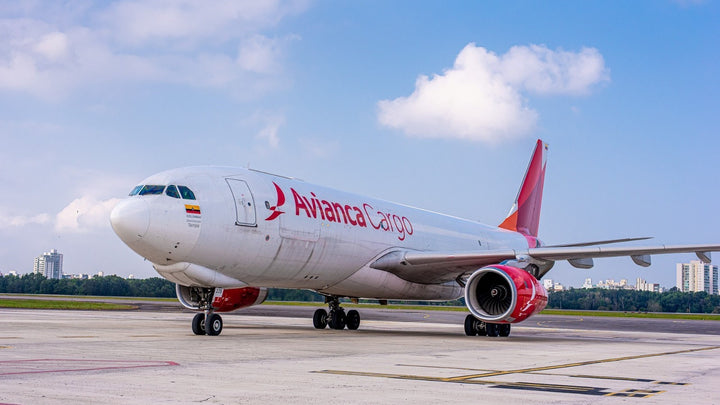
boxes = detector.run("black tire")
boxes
[346,310,360,330]
[329,310,346,330]
[464,314,478,336]
[486,323,499,337]
[498,323,511,337]
[192,313,206,335]
[313,309,328,329]
[206,313,223,336]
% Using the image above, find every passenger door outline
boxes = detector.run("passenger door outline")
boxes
[226,178,257,226]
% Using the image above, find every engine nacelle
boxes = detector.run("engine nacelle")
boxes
[176,284,268,313]
[464,264,547,324]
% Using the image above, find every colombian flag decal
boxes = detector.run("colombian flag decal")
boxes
[185,205,201,215]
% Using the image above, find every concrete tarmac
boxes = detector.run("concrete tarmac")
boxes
[1,307,719,404]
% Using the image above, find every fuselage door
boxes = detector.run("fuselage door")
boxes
[226,178,257,226]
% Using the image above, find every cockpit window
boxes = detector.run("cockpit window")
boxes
[165,185,181,199]
[178,185,196,200]
[139,185,165,195]
[129,185,143,196]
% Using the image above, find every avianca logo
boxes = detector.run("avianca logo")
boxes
[265,182,414,241]
[265,182,285,221]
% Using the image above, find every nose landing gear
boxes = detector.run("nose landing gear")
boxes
[189,287,223,336]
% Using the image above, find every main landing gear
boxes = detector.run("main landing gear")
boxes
[313,296,361,331]
[190,287,223,336]
[464,314,511,337]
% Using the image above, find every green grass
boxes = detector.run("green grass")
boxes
[0,298,137,311]
[2,295,718,320]
[0,293,176,302]
[540,309,720,321]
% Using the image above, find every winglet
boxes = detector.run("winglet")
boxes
[499,140,548,237]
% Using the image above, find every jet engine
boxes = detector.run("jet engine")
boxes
[176,284,268,312]
[464,264,547,323]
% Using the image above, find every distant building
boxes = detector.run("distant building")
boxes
[596,279,635,290]
[636,277,662,293]
[677,261,718,294]
[543,279,554,291]
[582,278,593,289]
[62,273,92,280]
[33,249,64,280]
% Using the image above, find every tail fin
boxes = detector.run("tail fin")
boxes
[499,139,548,237]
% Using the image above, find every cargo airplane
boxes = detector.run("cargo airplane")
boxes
[110,140,720,337]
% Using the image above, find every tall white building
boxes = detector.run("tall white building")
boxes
[33,249,64,280]
[636,277,662,293]
[676,261,718,295]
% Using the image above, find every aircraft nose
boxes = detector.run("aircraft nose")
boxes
[110,198,150,243]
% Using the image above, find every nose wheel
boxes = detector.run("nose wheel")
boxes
[192,313,206,335]
[313,297,360,331]
[191,312,223,336]
[190,287,223,336]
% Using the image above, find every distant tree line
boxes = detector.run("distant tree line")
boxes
[0,273,175,298]
[547,288,720,314]
[2,274,719,313]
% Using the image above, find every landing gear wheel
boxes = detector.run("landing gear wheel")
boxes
[346,310,361,330]
[477,321,487,336]
[206,313,223,336]
[192,313,206,335]
[464,314,478,336]
[313,309,328,329]
[498,324,511,337]
[328,310,346,330]
[486,323,499,337]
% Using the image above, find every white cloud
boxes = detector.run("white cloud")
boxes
[0,0,310,99]
[255,114,285,148]
[237,34,292,74]
[55,196,122,233]
[0,212,51,228]
[101,0,306,45]
[500,45,609,95]
[378,43,609,143]
[33,31,69,61]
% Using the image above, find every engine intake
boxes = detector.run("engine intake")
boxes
[464,265,547,323]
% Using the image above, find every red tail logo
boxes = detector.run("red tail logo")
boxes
[499,140,548,239]
[265,182,286,221]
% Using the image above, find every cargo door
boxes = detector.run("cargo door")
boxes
[226,178,257,226]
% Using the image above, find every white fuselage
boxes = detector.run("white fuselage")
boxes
[111,166,529,301]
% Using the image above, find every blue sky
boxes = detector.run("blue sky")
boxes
[0,0,718,289]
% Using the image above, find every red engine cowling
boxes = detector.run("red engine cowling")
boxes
[464,264,547,324]
[176,284,268,312]
[211,287,268,312]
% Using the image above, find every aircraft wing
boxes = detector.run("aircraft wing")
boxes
[370,244,720,284]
